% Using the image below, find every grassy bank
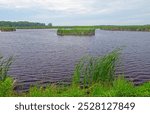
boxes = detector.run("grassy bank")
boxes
[0,27,16,32]
[95,25,150,32]
[0,50,150,97]
[60,25,150,32]
[1,25,150,32]
[54,25,150,32]
[57,28,95,36]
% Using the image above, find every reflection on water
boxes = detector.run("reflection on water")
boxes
[0,29,150,90]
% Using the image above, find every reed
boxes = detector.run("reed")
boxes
[0,55,13,81]
[73,49,120,87]
[0,55,13,97]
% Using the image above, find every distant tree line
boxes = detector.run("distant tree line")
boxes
[0,21,52,27]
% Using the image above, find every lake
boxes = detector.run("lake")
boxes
[0,29,150,91]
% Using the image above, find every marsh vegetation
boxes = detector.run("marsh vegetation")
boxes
[0,27,16,32]
[0,21,150,32]
[95,25,150,32]
[57,28,95,36]
[56,25,150,32]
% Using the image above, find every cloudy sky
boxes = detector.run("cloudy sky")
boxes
[0,0,150,25]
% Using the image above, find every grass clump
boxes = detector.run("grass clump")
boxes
[0,55,14,97]
[0,77,14,97]
[112,76,137,97]
[0,27,16,32]
[136,82,150,97]
[57,28,95,36]
[0,55,13,81]
[73,49,120,87]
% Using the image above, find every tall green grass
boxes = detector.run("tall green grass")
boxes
[0,55,13,81]
[0,78,13,97]
[73,49,120,86]
[0,55,13,97]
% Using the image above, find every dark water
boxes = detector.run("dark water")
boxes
[0,29,150,90]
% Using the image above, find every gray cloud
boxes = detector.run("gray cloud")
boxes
[0,0,150,25]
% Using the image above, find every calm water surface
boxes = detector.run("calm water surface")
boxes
[0,29,150,90]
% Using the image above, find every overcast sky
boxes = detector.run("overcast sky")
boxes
[0,0,150,25]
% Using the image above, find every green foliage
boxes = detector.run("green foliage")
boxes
[57,28,95,36]
[0,21,150,31]
[112,76,137,97]
[27,79,150,97]
[73,49,120,87]
[136,82,150,97]
[89,83,115,97]
[29,85,59,97]
[0,55,14,97]
[61,85,86,97]
[0,27,16,32]
[0,55,13,81]
[95,25,150,31]
[28,84,86,97]
[55,25,150,32]
[0,21,46,27]
[0,77,13,97]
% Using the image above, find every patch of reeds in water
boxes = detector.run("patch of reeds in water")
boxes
[0,27,16,32]
[57,28,95,36]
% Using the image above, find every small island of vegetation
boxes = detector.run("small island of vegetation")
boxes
[0,27,16,32]
[57,28,95,36]
[0,21,52,29]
